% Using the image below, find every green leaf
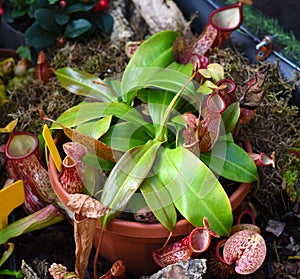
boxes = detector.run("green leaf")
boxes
[198,63,224,82]
[0,269,23,278]
[37,0,53,8]
[140,174,177,232]
[34,8,60,32]
[167,61,193,76]
[94,11,114,34]
[12,8,27,18]
[83,151,115,172]
[16,46,32,62]
[170,114,186,128]
[121,30,179,98]
[25,23,57,49]
[76,115,112,138]
[52,102,151,134]
[125,193,148,214]
[65,3,94,13]
[100,139,163,227]
[222,102,240,132]
[0,242,14,267]
[0,205,64,245]
[147,89,175,136]
[168,115,186,146]
[101,122,153,152]
[104,79,122,99]
[155,146,233,236]
[225,133,234,142]
[200,141,258,183]
[48,0,58,5]
[82,163,107,197]
[55,13,70,25]
[121,67,196,104]
[64,19,92,38]
[197,80,215,95]
[55,67,118,102]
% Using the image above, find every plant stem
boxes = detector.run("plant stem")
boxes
[157,67,198,142]
[93,227,105,279]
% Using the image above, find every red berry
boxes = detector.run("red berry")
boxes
[93,0,108,12]
[57,37,65,45]
[59,0,67,8]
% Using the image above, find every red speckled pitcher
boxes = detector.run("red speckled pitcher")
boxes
[5,132,57,213]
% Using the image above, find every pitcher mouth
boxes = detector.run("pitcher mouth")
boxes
[209,2,243,32]
[5,132,38,159]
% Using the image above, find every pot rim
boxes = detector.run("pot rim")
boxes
[102,218,195,239]
[0,48,19,61]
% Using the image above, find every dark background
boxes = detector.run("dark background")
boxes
[253,0,300,41]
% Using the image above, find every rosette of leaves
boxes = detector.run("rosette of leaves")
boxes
[4,0,113,53]
[52,30,258,236]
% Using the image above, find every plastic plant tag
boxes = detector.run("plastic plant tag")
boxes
[43,124,62,172]
[0,180,25,230]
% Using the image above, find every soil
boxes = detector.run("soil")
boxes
[1,1,300,279]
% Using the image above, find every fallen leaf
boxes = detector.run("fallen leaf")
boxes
[0,118,18,133]
[74,214,96,279]
[67,194,109,218]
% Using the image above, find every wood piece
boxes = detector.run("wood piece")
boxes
[131,0,192,36]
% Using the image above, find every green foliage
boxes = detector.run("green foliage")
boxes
[53,30,259,236]
[4,0,113,54]
[284,170,299,201]
[0,269,23,278]
[0,205,64,245]
[200,141,258,183]
[16,45,31,59]
[283,147,300,201]
[5,0,37,19]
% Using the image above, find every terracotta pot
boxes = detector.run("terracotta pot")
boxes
[48,135,253,276]
[48,153,195,275]
[93,217,195,276]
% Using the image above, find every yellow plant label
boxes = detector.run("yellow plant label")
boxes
[42,124,62,172]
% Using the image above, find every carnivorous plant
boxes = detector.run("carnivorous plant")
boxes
[51,30,261,237]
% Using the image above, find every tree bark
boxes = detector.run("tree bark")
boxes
[131,0,193,37]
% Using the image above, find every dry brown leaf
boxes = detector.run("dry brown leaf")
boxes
[74,214,97,279]
[42,114,116,162]
[67,193,109,218]
[68,194,109,279]
[63,127,115,162]
[240,64,270,109]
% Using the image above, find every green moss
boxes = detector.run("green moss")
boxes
[282,146,300,201]
[284,170,299,201]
